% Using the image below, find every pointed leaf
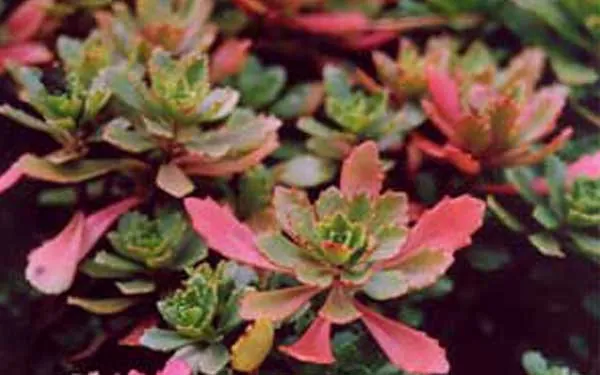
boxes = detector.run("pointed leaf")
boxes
[116,279,156,295]
[140,328,197,352]
[240,285,322,321]
[340,141,383,199]
[355,302,449,374]
[279,316,334,364]
[528,232,565,258]
[67,296,139,315]
[318,285,361,324]
[156,163,195,198]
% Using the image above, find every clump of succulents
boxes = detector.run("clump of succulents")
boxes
[487,152,600,262]
[184,142,485,373]
[140,262,273,374]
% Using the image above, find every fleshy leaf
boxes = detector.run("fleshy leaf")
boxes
[239,285,322,321]
[318,285,361,324]
[279,316,335,364]
[67,296,140,315]
[140,328,198,352]
[0,158,25,195]
[156,163,195,198]
[184,198,282,271]
[274,155,336,188]
[386,195,485,267]
[340,141,383,200]
[231,319,274,372]
[355,302,449,374]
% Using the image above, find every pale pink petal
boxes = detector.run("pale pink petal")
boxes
[240,285,322,321]
[385,195,485,268]
[80,197,141,260]
[25,212,86,294]
[5,0,51,42]
[0,158,25,195]
[184,197,284,271]
[211,38,252,82]
[279,316,335,364]
[291,12,369,36]
[158,360,192,375]
[0,43,53,72]
[426,67,462,124]
[340,141,383,199]
[128,371,144,375]
[355,302,449,374]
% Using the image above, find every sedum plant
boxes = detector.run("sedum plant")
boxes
[140,262,273,374]
[487,152,600,263]
[105,48,281,197]
[95,0,217,57]
[184,141,485,374]
[412,65,572,174]
[522,351,581,375]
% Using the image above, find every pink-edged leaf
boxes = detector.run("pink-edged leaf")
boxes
[291,12,370,36]
[119,317,158,346]
[412,135,481,175]
[385,195,485,268]
[340,141,383,200]
[425,67,462,124]
[517,85,568,143]
[318,284,361,324]
[279,316,335,364]
[183,197,284,271]
[5,0,51,42]
[0,158,24,195]
[127,359,192,375]
[25,212,86,294]
[355,302,449,374]
[340,31,397,51]
[211,38,252,82]
[158,360,192,375]
[180,134,279,177]
[240,285,322,321]
[81,197,140,260]
[0,43,52,72]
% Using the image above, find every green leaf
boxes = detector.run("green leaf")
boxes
[466,246,512,272]
[172,344,230,375]
[238,165,274,219]
[80,260,139,279]
[115,279,156,295]
[324,65,352,99]
[238,57,286,109]
[67,296,139,315]
[94,250,144,273]
[102,118,156,153]
[274,155,337,188]
[140,328,198,352]
[156,163,195,198]
[550,54,599,85]
[544,156,566,219]
[505,167,543,205]
[528,232,565,258]
[486,195,526,232]
[532,204,560,230]
[19,154,147,184]
[271,83,323,119]
[569,231,600,261]
[582,291,600,320]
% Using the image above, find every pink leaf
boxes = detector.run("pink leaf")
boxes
[291,12,370,36]
[127,359,192,375]
[25,197,139,295]
[5,0,51,42]
[340,141,383,200]
[355,302,449,374]
[385,195,485,268]
[425,67,462,124]
[211,38,252,82]
[25,212,86,295]
[279,316,335,364]
[517,85,568,143]
[0,43,52,72]
[180,133,279,177]
[0,158,24,195]
[240,285,322,321]
[81,197,140,260]
[184,197,284,271]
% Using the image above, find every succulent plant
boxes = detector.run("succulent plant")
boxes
[184,141,485,373]
[487,152,600,262]
[0,0,53,73]
[413,67,572,174]
[107,210,207,270]
[95,0,216,56]
[104,48,281,197]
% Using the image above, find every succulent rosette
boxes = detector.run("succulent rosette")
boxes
[565,178,600,228]
[95,0,217,56]
[139,262,274,374]
[413,67,572,174]
[184,141,485,373]
[104,48,281,197]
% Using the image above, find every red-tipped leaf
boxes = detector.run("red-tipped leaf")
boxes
[340,141,383,199]
[279,316,335,364]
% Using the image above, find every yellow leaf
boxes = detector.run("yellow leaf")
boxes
[230,319,274,373]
